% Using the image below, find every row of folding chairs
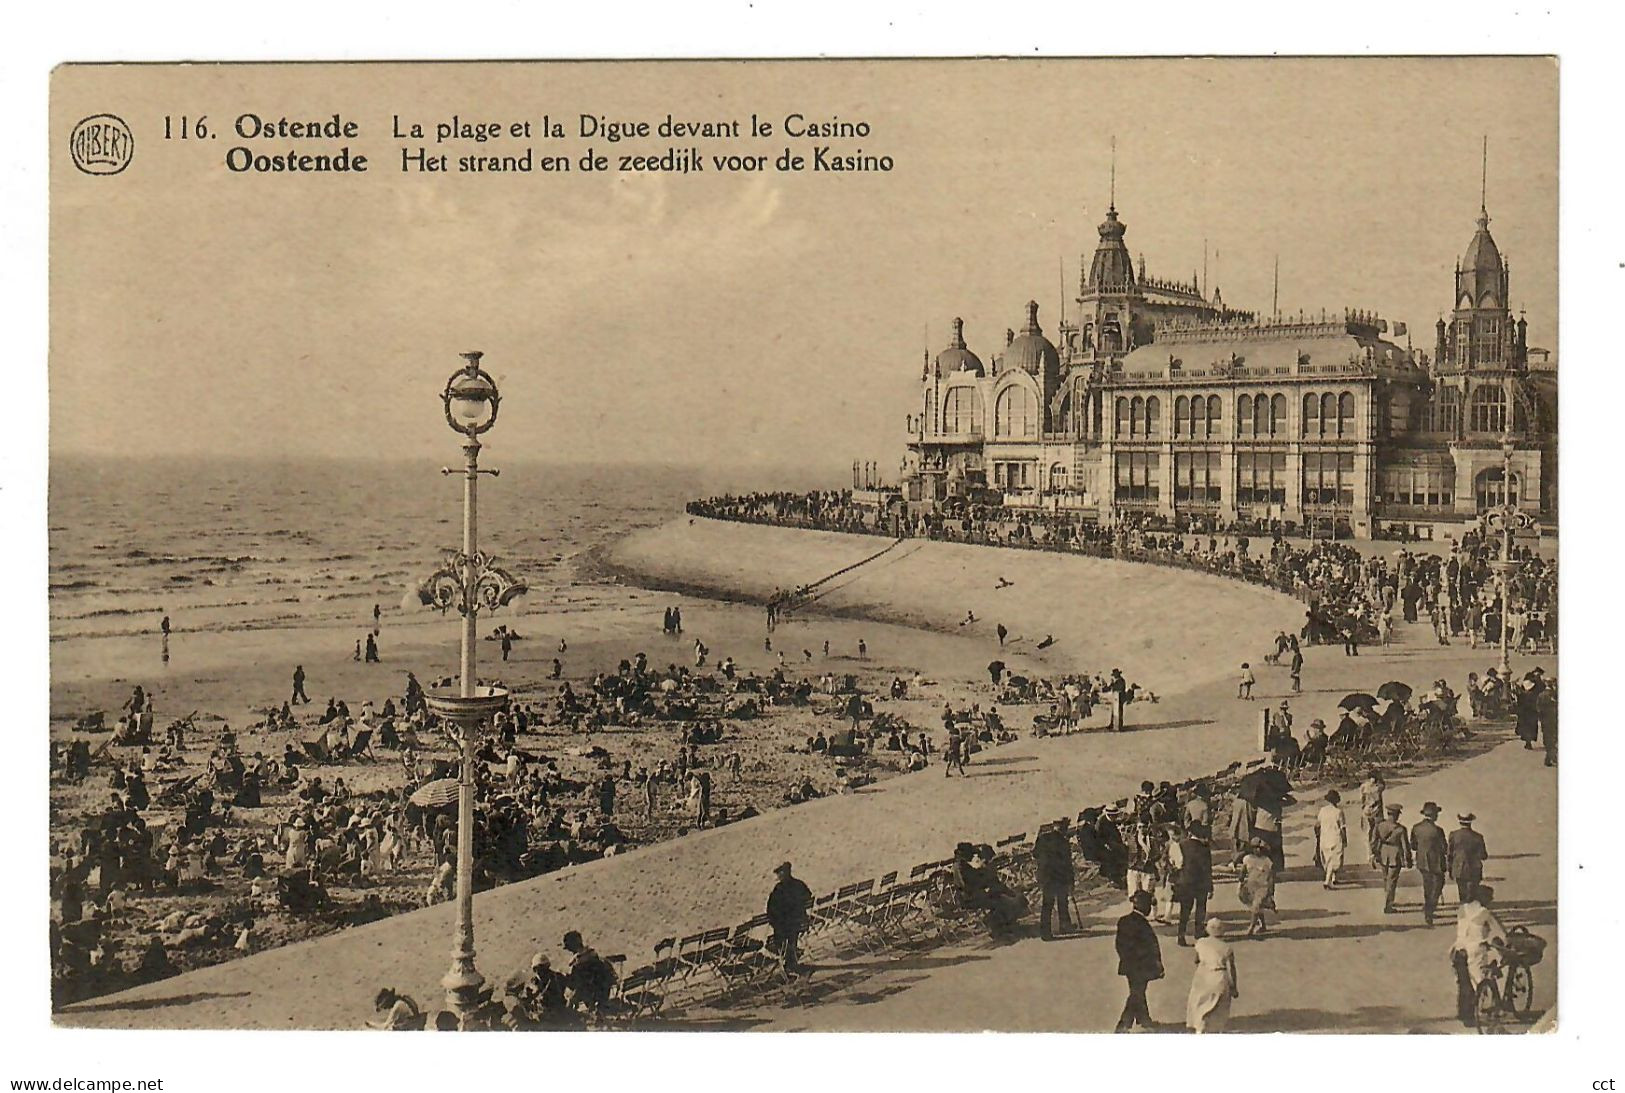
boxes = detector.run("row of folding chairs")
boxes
[603,780,1250,1022]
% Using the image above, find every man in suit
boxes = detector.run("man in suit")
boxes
[1410,800,1448,925]
[1373,803,1413,913]
[766,861,814,974]
[1114,889,1163,1032]
[1447,813,1489,904]
[1173,828,1213,947]
[1032,818,1076,940]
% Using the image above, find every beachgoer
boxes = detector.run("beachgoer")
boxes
[1317,789,1347,888]
[766,862,814,974]
[292,665,310,705]
[1186,919,1239,1033]
[1114,890,1163,1032]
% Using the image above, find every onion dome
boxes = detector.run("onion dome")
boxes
[1004,301,1059,378]
[935,317,984,376]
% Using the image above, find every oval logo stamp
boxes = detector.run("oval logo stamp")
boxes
[69,114,135,175]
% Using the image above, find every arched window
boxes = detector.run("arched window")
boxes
[1437,386,1461,434]
[1338,392,1356,437]
[1174,396,1189,438]
[1191,394,1207,438]
[1319,393,1336,437]
[1237,395,1254,438]
[1270,394,1287,437]
[1049,463,1068,491]
[1303,393,1320,437]
[1475,467,1520,510]
[1469,385,1507,433]
[995,386,1038,438]
[941,387,979,434]
[1116,397,1130,438]
[1145,396,1161,439]
[1130,396,1145,438]
[1206,395,1221,437]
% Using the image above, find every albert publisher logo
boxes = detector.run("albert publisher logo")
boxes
[69,114,134,175]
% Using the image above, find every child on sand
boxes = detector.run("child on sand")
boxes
[1237,663,1255,700]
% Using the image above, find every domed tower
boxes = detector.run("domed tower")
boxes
[1087,204,1136,292]
[1005,300,1061,425]
[1438,208,1521,374]
[935,316,984,376]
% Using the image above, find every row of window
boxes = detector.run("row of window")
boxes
[1112,391,1362,440]
[1113,450,1356,506]
[934,386,1041,438]
[1416,384,1523,435]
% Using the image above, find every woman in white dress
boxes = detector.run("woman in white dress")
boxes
[1186,919,1239,1033]
[1317,789,1348,888]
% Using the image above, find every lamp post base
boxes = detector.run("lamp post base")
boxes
[442,955,486,1017]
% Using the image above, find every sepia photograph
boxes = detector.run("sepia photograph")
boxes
[42,54,1561,1044]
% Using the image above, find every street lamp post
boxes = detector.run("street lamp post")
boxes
[1492,431,1518,680]
[417,352,527,1017]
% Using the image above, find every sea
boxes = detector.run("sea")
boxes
[48,455,830,643]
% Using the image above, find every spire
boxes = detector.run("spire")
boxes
[1480,134,1489,222]
[1022,300,1041,336]
[1109,135,1116,213]
[1272,254,1280,319]
[948,316,966,350]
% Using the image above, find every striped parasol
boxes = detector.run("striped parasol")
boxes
[409,778,460,807]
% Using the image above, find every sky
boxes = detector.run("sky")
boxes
[50,58,1557,477]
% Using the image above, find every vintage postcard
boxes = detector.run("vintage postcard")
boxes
[47,57,1557,1035]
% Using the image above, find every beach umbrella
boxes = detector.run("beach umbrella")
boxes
[1376,681,1413,703]
[409,778,460,808]
[1338,692,1379,710]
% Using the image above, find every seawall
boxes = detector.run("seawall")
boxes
[605,517,1304,692]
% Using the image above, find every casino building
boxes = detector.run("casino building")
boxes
[902,187,1555,540]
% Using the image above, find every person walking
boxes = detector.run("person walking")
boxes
[1237,663,1255,701]
[1447,813,1489,904]
[642,775,656,821]
[1411,801,1448,925]
[1359,769,1385,867]
[500,630,513,662]
[1185,919,1239,1034]
[1374,803,1413,913]
[1032,818,1076,940]
[291,665,311,705]
[1240,839,1276,938]
[1114,890,1164,1032]
[766,862,814,975]
[1288,644,1303,694]
[1316,789,1348,888]
[1173,828,1213,946]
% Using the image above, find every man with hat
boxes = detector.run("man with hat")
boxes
[1447,813,1489,904]
[1372,803,1413,913]
[766,861,814,974]
[1359,768,1386,868]
[1411,801,1448,925]
[1113,889,1164,1032]
[1032,818,1076,940]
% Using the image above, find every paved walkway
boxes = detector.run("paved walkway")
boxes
[738,731,1556,1033]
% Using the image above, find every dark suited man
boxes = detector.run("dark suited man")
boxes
[1032,819,1076,939]
[1447,813,1489,904]
[1174,829,1213,946]
[1114,890,1164,1032]
[1410,801,1448,925]
[766,861,814,974]
[1373,803,1413,913]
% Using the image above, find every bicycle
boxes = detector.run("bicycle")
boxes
[1473,925,1545,1033]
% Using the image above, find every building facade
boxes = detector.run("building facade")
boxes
[903,193,1555,540]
